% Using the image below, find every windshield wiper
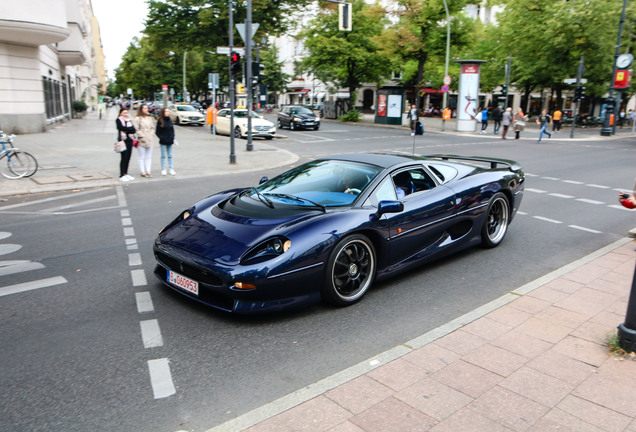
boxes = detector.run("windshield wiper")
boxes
[247,187,274,208]
[265,193,326,212]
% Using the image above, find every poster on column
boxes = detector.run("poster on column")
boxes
[457,63,481,131]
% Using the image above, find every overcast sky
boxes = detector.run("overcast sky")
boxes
[92,0,149,79]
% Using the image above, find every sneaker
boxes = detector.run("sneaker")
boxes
[411,133,415,136]
[161,169,167,176]
[120,176,131,182]
[125,175,135,181]
[169,169,176,176]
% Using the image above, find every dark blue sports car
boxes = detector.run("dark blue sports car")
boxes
[154,153,524,314]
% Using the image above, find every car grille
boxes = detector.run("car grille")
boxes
[155,251,223,287]
[254,126,271,131]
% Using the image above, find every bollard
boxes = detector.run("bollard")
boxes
[617,261,636,352]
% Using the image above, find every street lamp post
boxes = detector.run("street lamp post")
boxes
[183,50,188,103]
[441,0,450,132]
[600,0,627,136]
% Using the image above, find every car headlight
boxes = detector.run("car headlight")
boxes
[241,237,291,264]
[159,209,193,234]
[293,117,301,122]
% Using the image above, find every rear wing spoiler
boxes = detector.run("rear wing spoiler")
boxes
[425,154,522,172]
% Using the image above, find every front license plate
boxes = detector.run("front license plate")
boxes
[167,270,199,296]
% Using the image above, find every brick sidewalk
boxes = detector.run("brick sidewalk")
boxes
[209,239,636,432]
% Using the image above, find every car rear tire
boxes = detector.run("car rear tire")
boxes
[322,234,376,306]
[277,119,283,128]
[481,192,509,248]
[314,126,320,130]
[234,126,242,139]
[290,122,296,131]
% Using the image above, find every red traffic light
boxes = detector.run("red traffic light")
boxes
[230,51,241,74]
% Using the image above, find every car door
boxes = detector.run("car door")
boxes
[279,107,291,127]
[382,166,456,269]
[216,109,230,134]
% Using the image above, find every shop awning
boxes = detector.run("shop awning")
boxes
[286,89,310,95]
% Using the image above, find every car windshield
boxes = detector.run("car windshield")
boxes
[256,160,382,207]
[289,107,313,115]
[234,111,261,119]
[177,105,196,111]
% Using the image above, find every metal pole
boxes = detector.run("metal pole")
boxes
[441,0,450,132]
[229,0,236,164]
[617,261,636,352]
[570,54,584,139]
[504,54,511,110]
[601,0,627,136]
[245,0,254,151]
[183,51,187,103]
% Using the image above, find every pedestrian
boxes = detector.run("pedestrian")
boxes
[480,107,489,134]
[619,109,626,128]
[552,108,562,132]
[492,105,502,135]
[618,178,636,209]
[628,109,634,127]
[116,107,136,182]
[536,109,552,142]
[501,107,512,139]
[133,103,155,178]
[155,107,176,176]
[513,108,528,140]
[408,104,419,136]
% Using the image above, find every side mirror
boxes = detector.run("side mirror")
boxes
[259,176,268,185]
[372,200,403,221]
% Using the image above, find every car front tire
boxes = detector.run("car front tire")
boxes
[481,192,510,248]
[290,122,296,130]
[234,126,243,138]
[322,234,376,306]
[277,119,283,128]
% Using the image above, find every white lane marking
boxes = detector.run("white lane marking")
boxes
[526,188,547,194]
[41,195,117,212]
[147,358,176,399]
[542,177,560,181]
[608,204,633,211]
[569,225,602,234]
[586,184,611,189]
[0,244,21,256]
[121,209,130,217]
[116,185,127,207]
[525,173,539,177]
[0,188,108,210]
[0,261,45,276]
[136,292,154,313]
[563,180,584,184]
[123,227,135,237]
[533,216,562,224]
[516,211,528,215]
[128,253,142,267]
[0,232,12,240]
[0,276,68,298]
[576,198,605,205]
[122,218,133,226]
[140,319,164,348]
[548,193,574,199]
[131,269,147,286]
[126,239,138,250]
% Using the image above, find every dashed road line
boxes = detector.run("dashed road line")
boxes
[0,261,45,276]
[148,358,176,399]
[575,198,604,205]
[140,319,164,348]
[532,216,562,224]
[569,225,602,234]
[131,269,147,286]
[548,193,574,199]
[136,291,154,313]
[128,253,142,266]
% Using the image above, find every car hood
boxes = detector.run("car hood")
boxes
[160,202,315,266]
[236,118,273,127]
[180,111,203,117]
[290,113,316,120]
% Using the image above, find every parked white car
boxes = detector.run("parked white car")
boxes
[215,109,276,139]
[168,104,205,126]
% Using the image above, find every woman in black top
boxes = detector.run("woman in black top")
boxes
[116,107,136,181]
[155,108,176,176]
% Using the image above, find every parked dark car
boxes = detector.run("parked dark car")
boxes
[153,153,524,314]
[277,105,320,130]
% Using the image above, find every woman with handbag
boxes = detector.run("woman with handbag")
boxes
[513,108,528,140]
[116,107,136,182]
[133,104,155,177]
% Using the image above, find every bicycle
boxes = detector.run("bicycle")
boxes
[0,132,38,179]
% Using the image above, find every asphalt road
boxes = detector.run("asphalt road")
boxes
[0,122,634,431]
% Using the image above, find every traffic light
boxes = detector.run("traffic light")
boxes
[230,52,241,75]
[573,85,586,102]
[251,61,264,85]
[501,83,508,96]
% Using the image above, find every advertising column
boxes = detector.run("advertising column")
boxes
[456,60,486,132]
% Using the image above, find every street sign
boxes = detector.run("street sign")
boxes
[443,75,451,85]
[208,73,219,90]
[441,85,449,92]
[235,23,260,43]
[564,78,588,84]
[162,84,168,91]
[216,46,245,56]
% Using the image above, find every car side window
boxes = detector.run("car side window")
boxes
[364,177,398,207]
[427,164,457,184]
[392,168,436,198]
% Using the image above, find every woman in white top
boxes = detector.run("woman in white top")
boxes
[133,104,156,177]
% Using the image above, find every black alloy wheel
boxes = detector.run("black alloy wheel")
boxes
[322,234,376,306]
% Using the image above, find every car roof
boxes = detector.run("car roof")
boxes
[326,153,424,169]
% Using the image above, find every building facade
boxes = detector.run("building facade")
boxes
[0,0,104,134]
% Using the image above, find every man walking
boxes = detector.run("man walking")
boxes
[408,104,419,136]
[480,107,489,134]
[552,108,562,132]
[492,106,502,135]
[536,109,552,142]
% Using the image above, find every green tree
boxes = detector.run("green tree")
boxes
[299,0,393,106]
[259,45,290,102]
[377,0,474,107]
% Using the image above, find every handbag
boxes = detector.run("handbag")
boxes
[114,141,126,153]
[516,121,526,127]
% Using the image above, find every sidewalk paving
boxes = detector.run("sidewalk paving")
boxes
[210,238,636,432]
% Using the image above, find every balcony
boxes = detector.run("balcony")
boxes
[56,23,87,66]
[0,5,69,46]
